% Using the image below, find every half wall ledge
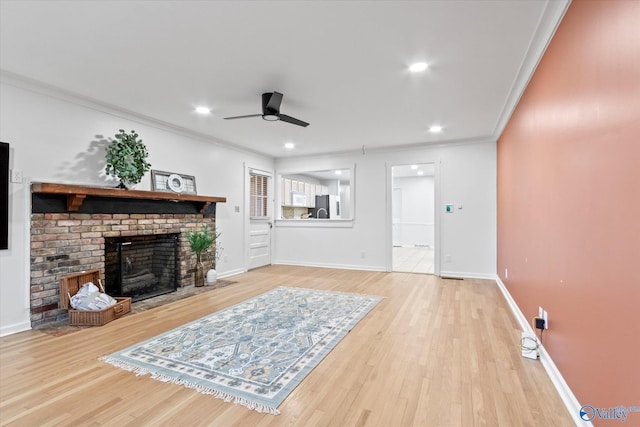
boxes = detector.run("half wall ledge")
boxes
[31,182,226,216]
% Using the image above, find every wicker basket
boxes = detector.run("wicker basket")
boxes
[59,269,131,326]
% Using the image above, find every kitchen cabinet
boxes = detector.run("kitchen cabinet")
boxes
[308,184,315,208]
[280,178,330,214]
[283,179,291,206]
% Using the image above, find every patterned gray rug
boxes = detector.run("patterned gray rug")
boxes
[100,286,382,414]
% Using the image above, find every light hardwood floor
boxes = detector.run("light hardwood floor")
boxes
[0,266,573,426]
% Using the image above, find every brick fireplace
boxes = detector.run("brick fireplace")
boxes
[29,182,225,328]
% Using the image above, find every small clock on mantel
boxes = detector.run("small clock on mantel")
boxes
[151,170,197,194]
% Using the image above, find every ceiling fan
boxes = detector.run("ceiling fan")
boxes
[224,92,309,127]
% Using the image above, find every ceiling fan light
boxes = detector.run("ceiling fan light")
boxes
[263,114,279,121]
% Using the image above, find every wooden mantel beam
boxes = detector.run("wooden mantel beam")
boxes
[31,182,226,212]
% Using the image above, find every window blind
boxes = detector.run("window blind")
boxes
[250,173,269,218]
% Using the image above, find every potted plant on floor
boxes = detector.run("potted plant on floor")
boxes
[187,225,218,287]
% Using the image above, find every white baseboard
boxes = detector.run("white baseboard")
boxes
[272,260,385,272]
[494,276,590,427]
[218,268,246,279]
[0,320,31,337]
[439,270,496,280]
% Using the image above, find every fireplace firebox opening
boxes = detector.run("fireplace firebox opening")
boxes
[105,233,180,301]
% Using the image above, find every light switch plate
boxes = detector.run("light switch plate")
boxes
[10,169,23,183]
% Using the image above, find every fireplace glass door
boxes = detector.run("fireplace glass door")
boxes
[105,233,179,301]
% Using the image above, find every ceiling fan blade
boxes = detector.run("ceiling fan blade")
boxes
[265,92,283,112]
[224,114,262,120]
[278,114,310,127]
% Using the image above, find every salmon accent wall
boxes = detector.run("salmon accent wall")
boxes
[497,0,640,415]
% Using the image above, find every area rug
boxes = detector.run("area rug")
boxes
[100,286,382,414]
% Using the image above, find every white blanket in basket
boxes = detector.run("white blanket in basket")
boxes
[70,282,117,311]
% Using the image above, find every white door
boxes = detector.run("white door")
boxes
[248,171,272,270]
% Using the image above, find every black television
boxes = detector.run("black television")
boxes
[0,142,8,250]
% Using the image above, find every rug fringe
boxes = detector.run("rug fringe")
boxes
[99,356,280,415]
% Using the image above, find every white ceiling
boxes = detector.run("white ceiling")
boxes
[0,0,567,159]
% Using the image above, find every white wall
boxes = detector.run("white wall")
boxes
[0,76,497,335]
[393,175,435,247]
[274,141,496,277]
[0,80,273,336]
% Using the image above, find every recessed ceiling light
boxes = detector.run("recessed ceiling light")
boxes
[410,165,418,170]
[335,170,342,176]
[195,106,211,115]
[409,62,428,72]
[417,171,424,176]
[429,125,443,133]
[284,142,295,150]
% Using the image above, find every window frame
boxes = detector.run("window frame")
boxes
[249,172,271,220]
[275,164,355,227]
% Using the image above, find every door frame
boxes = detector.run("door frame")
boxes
[385,160,441,275]
[244,164,274,271]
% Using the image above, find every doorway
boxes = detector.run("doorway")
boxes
[247,168,272,270]
[391,163,435,274]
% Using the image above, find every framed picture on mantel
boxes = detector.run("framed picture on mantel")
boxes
[151,170,197,195]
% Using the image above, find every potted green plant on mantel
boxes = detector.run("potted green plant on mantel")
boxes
[187,225,220,287]
[104,129,151,189]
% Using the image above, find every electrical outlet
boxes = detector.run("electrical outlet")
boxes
[360,251,366,259]
[543,310,548,329]
[538,306,543,319]
[10,169,23,183]
[505,268,508,279]
[445,254,452,263]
